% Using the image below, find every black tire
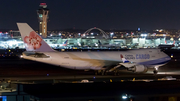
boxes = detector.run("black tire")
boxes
[114,72,117,76]
[95,71,98,75]
[153,70,158,75]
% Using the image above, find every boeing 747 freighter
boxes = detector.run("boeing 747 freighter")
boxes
[17,23,171,75]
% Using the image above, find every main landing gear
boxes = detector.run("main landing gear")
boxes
[95,70,107,75]
[153,66,159,75]
[95,70,120,76]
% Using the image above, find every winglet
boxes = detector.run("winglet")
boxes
[120,54,129,63]
[17,23,54,52]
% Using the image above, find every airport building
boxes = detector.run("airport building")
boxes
[0,28,179,49]
[37,3,49,38]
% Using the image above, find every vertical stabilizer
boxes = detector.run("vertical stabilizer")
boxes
[17,23,54,52]
[173,40,175,45]
[63,40,68,46]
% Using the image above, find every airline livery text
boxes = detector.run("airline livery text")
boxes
[125,54,150,59]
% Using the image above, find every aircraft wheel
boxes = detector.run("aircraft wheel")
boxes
[101,71,105,75]
[95,71,98,75]
[153,70,158,75]
[114,72,117,76]
[104,72,107,75]
[117,72,120,76]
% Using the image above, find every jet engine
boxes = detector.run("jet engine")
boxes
[128,65,148,73]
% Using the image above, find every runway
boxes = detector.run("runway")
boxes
[0,58,179,82]
[0,50,180,101]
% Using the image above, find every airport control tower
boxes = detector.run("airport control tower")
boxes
[37,3,49,38]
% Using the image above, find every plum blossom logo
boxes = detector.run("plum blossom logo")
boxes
[24,31,42,50]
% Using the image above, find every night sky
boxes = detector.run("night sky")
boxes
[1,0,180,30]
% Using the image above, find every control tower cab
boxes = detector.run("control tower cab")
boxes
[37,3,49,38]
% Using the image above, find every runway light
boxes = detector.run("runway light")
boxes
[47,74,49,76]
[171,54,173,58]
[20,55,23,58]
[93,77,95,79]
[122,94,128,100]
[122,96,127,99]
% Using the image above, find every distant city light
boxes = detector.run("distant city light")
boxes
[141,34,147,37]
[138,28,140,31]
[170,38,174,41]
[110,32,114,35]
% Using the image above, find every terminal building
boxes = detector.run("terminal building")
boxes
[0,28,179,50]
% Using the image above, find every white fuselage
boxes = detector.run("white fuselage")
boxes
[22,49,171,70]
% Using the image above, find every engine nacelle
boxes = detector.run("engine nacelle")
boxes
[128,65,148,73]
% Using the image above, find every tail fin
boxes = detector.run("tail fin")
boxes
[120,54,129,63]
[173,40,175,45]
[62,40,68,46]
[17,23,54,52]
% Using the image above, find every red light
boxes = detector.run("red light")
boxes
[40,3,46,5]
[94,27,96,29]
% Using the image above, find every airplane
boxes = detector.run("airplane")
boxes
[158,40,175,49]
[17,23,171,75]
